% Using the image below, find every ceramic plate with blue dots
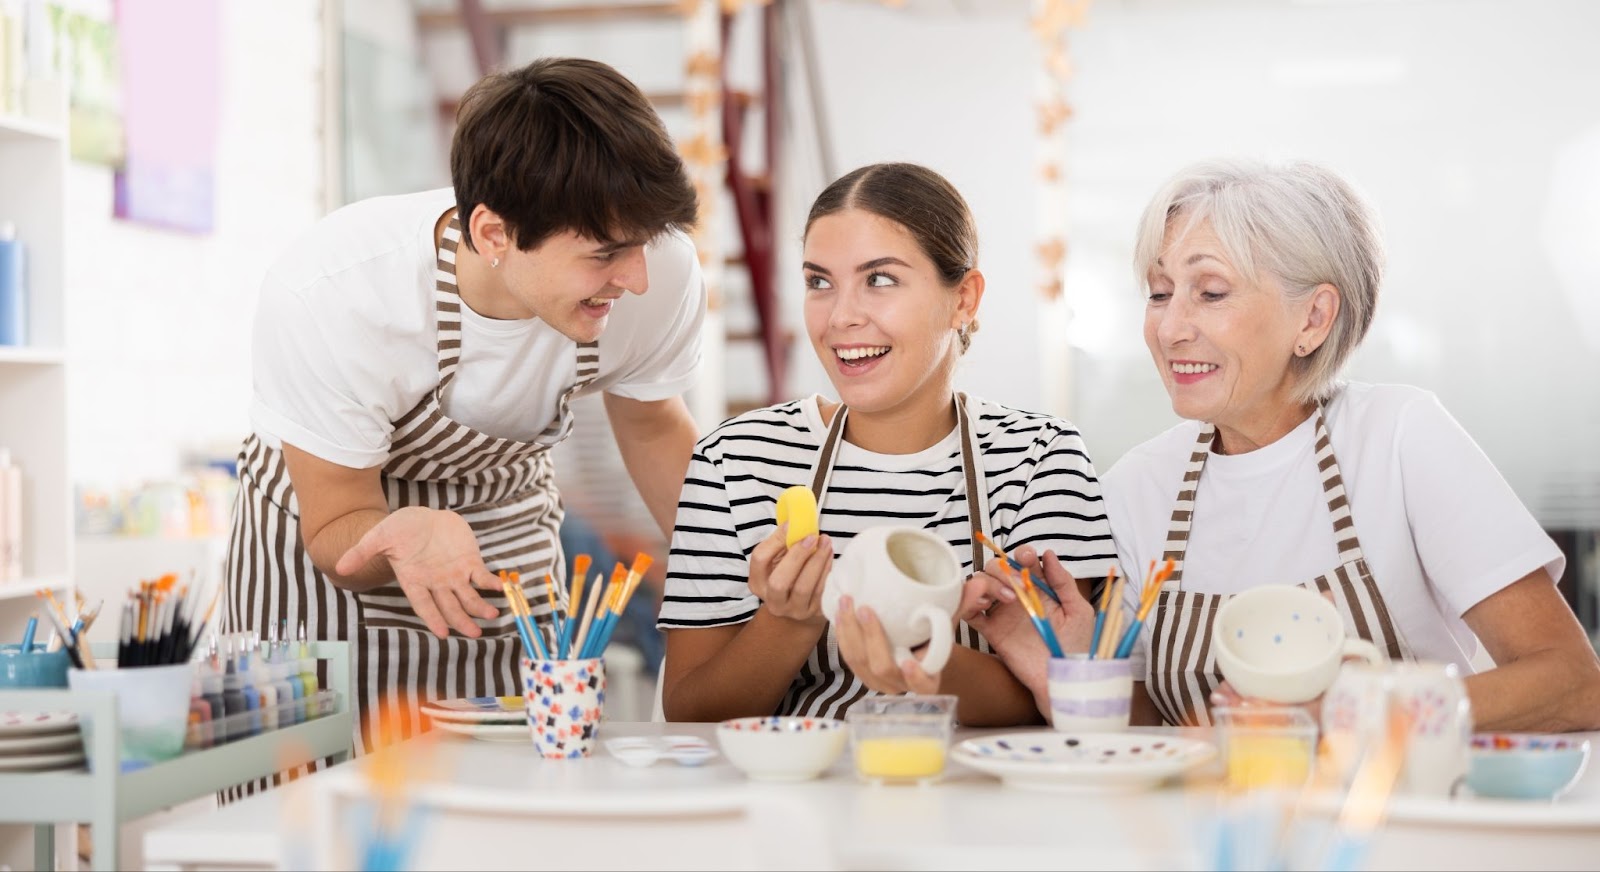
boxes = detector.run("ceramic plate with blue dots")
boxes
[951,732,1214,793]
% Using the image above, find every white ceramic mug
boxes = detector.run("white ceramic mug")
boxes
[821,526,962,672]
[1321,660,1473,796]
[1213,585,1387,704]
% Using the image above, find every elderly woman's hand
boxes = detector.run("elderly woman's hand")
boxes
[966,548,1098,707]
[834,595,942,695]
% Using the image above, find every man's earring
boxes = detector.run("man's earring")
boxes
[490,257,501,269]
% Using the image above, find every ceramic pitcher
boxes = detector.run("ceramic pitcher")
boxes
[821,526,962,672]
[1321,660,1473,796]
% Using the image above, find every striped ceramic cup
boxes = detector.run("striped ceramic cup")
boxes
[1048,655,1133,732]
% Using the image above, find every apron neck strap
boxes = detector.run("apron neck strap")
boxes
[1163,404,1363,588]
[809,393,991,573]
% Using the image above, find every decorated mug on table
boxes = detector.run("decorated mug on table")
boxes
[1321,660,1473,796]
[820,526,963,672]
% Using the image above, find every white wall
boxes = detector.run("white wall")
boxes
[65,1,324,486]
[775,0,1042,412]
[1061,0,1600,527]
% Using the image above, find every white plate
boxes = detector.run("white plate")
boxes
[952,732,1215,793]
[421,697,525,724]
[1302,790,1600,829]
[429,719,530,743]
[0,731,83,755]
[0,749,85,772]
[0,711,79,737]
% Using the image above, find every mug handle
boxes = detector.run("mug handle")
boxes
[1341,637,1387,666]
[895,606,955,674]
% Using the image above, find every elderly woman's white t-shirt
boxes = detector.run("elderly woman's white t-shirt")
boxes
[1103,382,1564,679]
[248,188,705,468]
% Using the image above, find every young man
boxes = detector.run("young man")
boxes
[224,57,704,752]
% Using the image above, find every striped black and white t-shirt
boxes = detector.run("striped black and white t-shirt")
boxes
[659,394,1118,718]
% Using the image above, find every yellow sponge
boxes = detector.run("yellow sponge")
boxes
[776,485,819,547]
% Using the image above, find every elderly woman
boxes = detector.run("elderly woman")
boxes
[967,158,1600,732]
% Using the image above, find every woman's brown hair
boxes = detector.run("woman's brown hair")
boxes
[805,163,980,351]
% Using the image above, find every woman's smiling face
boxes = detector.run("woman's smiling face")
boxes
[1143,217,1308,439]
[802,208,968,418]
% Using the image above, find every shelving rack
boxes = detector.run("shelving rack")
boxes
[0,103,74,638]
[0,640,353,871]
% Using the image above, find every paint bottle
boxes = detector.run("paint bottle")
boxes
[220,636,247,741]
[237,634,261,736]
[200,662,226,744]
[187,671,212,750]
[297,621,320,715]
[274,635,303,723]
[269,647,300,725]
[0,222,25,346]
[250,637,278,731]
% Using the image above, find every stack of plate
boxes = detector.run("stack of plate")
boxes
[421,697,530,743]
[0,711,85,772]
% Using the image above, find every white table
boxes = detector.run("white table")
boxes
[144,722,1600,871]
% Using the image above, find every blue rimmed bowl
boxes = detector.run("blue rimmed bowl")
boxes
[1466,733,1590,800]
[716,716,847,781]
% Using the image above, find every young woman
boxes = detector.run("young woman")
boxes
[657,163,1118,725]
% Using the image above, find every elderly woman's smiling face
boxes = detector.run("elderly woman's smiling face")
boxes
[1144,217,1331,453]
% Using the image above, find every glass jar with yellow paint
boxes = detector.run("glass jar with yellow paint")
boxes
[847,694,956,786]
[1214,706,1318,791]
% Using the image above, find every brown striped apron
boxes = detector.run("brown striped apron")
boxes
[1145,407,1410,726]
[778,393,993,718]
[223,215,597,761]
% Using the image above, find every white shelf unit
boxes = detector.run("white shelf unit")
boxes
[0,109,72,636]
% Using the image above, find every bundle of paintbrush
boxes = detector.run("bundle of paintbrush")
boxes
[30,588,104,670]
[114,573,223,668]
[500,552,654,661]
[1089,558,1175,660]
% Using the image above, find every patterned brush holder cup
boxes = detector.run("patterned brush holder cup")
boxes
[1048,655,1132,732]
[520,657,606,760]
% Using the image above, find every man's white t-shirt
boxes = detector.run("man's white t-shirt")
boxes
[249,188,705,468]
[1103,382,1565,679]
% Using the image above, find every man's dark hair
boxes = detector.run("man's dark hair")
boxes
[451,57,698,251]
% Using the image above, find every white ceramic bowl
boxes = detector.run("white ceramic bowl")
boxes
[1213,585,1383,703]
[716,716,848,781]
[1467,733,1591,800]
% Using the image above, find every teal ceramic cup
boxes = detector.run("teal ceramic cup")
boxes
[0,644,71,688]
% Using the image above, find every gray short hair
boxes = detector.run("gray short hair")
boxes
[1132,158,1385,404]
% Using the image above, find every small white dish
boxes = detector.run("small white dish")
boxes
[605,736,717,768]
[952,732,1215,793]
[429,719,529,743]
[422,697,525,724]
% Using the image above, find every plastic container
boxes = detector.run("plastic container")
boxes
[846,695,956,785]
[68,663,195,768]
[1214,706,1318,791]
[0,643,70,688]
